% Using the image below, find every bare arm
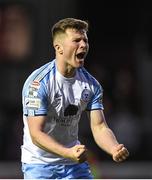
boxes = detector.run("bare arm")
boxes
[88,110,129,162]
[27,116,87,163]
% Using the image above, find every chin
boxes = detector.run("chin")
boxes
[72,60,84,68]
[77,61,84,67]
[76,64,84,68]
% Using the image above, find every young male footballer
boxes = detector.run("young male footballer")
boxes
[21,17,129,179]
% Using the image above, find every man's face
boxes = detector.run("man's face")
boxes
[59,28,89,68]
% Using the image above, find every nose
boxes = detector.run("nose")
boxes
[80,40,87,49]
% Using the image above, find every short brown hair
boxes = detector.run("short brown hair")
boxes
[52,18,89,42]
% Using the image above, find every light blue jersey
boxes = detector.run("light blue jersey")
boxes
[21,59,104,165]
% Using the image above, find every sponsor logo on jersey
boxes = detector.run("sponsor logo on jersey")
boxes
[52,114,80,126]
[29,80,40,97]
[25,97,41,109]
[30,80,40,89]
[64,104,78,116]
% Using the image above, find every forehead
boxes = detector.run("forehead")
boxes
[65,28,87,38]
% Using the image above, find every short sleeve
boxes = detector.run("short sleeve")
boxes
[87,84,104,111]
[22,80,48,116]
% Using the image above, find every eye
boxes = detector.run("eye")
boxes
[84,38,88,43]
[74,38,81,43]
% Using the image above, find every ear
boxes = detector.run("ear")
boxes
[54,43,63,54]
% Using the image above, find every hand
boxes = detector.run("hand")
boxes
[112,144,129,162]
[69,144,88,163]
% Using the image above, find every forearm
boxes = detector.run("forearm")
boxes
[31,131,69,158]
[93,126,119,155]
[90,110,129,162]
[31,130,87,163]
[27,116,87,163]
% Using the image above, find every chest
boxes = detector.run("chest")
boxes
[48,78,92,117]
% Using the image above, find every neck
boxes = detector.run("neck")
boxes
[56,59,76,78]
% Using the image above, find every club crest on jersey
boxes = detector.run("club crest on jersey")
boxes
[81,88,91,102]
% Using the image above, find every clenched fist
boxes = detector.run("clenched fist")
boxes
[69,144,88,163]
[112,144,129,162]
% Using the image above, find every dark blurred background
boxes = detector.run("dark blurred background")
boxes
[0,0,152,178]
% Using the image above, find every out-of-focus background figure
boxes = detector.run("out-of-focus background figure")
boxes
[0,0,152,179]
[0,1,33,161]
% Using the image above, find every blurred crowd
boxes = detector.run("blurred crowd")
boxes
[0,2,33,160]
[0,1,152,163]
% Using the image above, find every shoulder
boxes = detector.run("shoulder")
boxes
[78,67,101,87]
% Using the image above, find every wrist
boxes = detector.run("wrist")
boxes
[61,147,71,158]
[111,143,124,155]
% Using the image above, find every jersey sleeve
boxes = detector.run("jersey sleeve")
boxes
[87,83,104,111]
[22,80,48,116]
